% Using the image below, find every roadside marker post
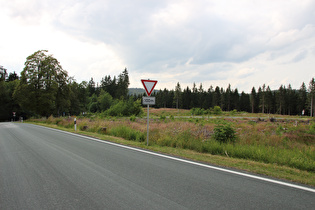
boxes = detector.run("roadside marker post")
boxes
[141,79,158,146]
[74,118,77,131]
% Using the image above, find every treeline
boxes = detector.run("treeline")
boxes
[146,80,315,116]
[0,50,314,121]
[0,50,141,121]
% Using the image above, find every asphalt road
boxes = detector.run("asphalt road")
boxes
[0,122,314,209]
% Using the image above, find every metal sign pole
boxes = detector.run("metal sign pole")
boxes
[146,104,149,146]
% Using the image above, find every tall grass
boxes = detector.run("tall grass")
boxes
[109,126,145,142]
[31,115,315,172]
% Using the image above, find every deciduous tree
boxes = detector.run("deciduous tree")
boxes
[13,50,70,117]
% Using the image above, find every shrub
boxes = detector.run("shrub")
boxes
[213,106,222,115]
[206,108,213,115]
[230,109,237,115]
[190,108,205,115]
[89,102,99,113]
[105,100,124,116]
[308,123,315,134]
[104,98,143,117]
[46,115,56,124]
[55,119,63,125]
[98,90,113,111]
[130,115,136,122]
[213,122,236,143]
[160,114,166,120]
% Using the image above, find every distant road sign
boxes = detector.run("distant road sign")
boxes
[141,79,157,96]
[143,97,155,105]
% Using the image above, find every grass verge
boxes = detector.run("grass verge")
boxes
[28,121,315,187]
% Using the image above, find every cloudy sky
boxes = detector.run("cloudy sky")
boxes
[1,0,315,92]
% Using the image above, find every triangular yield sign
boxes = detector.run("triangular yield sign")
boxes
[141,79,158,96]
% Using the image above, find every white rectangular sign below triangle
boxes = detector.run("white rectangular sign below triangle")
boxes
[141,79,158,96]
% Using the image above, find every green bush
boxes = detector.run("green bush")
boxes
[213,122,236,143]
[308,123,315,134]
[130,115,136,122]
[190,108,205,115]
[103,98,143,117]
[213,106,222,115]
[89,102,99,113]
[160,114,166,120]
[230,109,237,115]
[98,90,113,111]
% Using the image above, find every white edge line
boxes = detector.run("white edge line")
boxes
[33,124,315,193]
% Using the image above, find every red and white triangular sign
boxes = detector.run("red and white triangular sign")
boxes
[141,79,158,96]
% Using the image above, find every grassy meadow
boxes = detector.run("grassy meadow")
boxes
[28,108,315,186]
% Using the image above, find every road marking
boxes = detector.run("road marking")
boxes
[33,124,315,193]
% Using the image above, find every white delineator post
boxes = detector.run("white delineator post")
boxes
[74,118,77,131]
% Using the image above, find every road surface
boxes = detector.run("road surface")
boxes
[0,122,314,209]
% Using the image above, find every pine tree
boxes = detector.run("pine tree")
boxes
[182,86,192,109]
[276,85,286,115]
[174,82,182,109]
[261,84,266,113]
[298,82,307,115]
[226,84,232,111]
[265,86,273,114]
[7,71,19,81]
[250,87,256,113]
[308,78,315,117]
[231,88,239,111]
[116,68,130,99]
[213,86,221,107]
[87,78,96,97]
[239,91,250,112]
[205,85,214,109]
